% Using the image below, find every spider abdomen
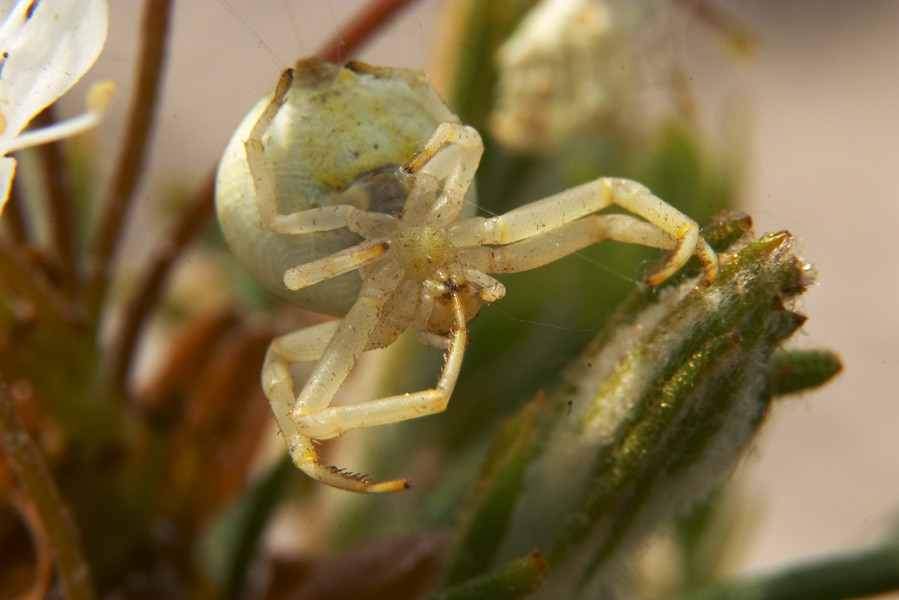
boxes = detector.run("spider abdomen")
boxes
[215,58,472,316]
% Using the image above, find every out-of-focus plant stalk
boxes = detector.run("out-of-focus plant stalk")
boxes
[32,106,80,294]
[432,550,547,600]
[110,172,216,400]
[0,237,71,329]
[0,383,96,600]
[3,489,54,599]
[678,537,899,600]
[316,0,422,63]
[86,0,174,332]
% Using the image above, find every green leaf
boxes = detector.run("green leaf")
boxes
[431,551,547,600]
[445,220,838,597]
[768,349,843,397]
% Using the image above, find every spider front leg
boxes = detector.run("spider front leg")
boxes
[405,121,483,221]
[244,66,388,238]
[262,320,405,493]
[458,213,679,276]
[292,292,468,448]
[263,262,414,493]
[267,279,469,493]
[451,178,719,285]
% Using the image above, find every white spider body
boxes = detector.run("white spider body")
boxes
[215,58,719,493]
[216,59,475,316]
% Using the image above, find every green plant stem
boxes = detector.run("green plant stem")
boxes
[447,0,529,127]
[441,398,541,586]
[0,382,96,600]
[86,0,174,326]
[679,541,899,600]
[225,456,293,600]
[431,551,547,600]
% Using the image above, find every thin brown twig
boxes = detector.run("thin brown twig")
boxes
[0,382,96,600]
[316,0,422,63]
[33,106,80,295]
[3,489,54,600]
[669,0,756,58]
[110,170,216,402]
[0,238,70,330]
[2,176,30,246]
[85,0,174,324]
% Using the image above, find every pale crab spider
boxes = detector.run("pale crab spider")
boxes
[215,58,718,493]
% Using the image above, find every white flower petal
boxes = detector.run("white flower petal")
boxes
[3,79,114,154]
[0,1,32,50]
[0,0,108,142]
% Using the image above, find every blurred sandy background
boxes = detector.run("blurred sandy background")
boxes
[71,0,899,586]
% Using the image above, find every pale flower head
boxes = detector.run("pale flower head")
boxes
[0,0,111,215]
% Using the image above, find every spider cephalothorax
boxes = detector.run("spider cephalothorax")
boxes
[215,58,718,493]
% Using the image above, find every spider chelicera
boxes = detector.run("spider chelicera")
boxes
[215,58,718,493]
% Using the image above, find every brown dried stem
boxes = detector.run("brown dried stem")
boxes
[86,0,174,324]
[110,171,216,401]
[670,0,755,57]
[33,106,79,294]
[3,490,54,600]
[0,382,96,600]
[316,0,421,63]
[0,238,70,330]
[2,177,30,246]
